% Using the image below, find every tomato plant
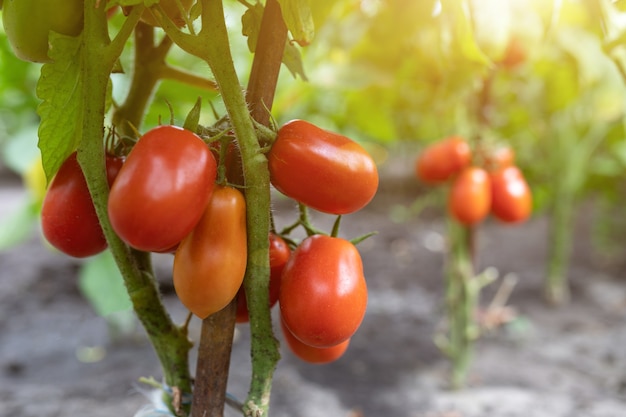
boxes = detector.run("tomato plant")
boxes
[268,119,379,215]
[236,233,290,323]
[415,136,472,184]
[279,234,368,348]
[107,125,216,252]
[41,152,122,258]
[449,166,492,225]
[490,165,532,223]
[173,186,247,319]
[2,0,83,63]
[280,317,350,364]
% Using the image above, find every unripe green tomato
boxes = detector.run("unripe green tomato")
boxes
[2,0,84,63]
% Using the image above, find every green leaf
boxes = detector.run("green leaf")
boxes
[183,97,202,132]
[241,2,265,53]
[36,32,83,184]
[277,0,315,46]
[79,250,132,317]
[440,0,490,65]
[0,200,38,250]
[282,40,308,81]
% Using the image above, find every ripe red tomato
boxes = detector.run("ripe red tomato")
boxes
[280,317,350,364]
[41,152,123,258]
[449,166,491,225]
[279,235,368,348]
[490,166,532,223]
[268,120,379,215]
[416,136,472,183]
[173,186,247,319]
[236,233,291,323]
[107,125,216,252]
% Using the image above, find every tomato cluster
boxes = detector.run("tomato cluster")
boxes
[415,136,532,225]
[41,120,375,362]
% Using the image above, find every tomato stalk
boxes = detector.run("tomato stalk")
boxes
[77,2,193,411]
[439,221,478,388]
[112,23,173,136]
[544,117,605,305]
[158,1,281,415]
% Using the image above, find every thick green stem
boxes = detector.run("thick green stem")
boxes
[445,220,479,389]
[198,3,278,416]
[160,1,279,415]
[77,2,192,406]
[545,186,574,305]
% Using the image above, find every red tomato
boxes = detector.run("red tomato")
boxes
[279,235,368,348]
[41,152,123,258]
[490,166,532,223]
[280,317,350,364]
[268,120,379,215]
[173,186,247,319]
[416,136,472,183]
[449,166,491,225]
[107,125,216,252]
[236,233,291,323]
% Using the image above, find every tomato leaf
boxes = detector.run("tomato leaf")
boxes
[282,41,308,81]
[241,2,265,53]
[79,250,132,317]
[277,0,315,47]
[36,32,84,184]
[183,97,202,132]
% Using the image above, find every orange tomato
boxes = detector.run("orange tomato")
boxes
[449,167,492,225]
[173,186,247,319]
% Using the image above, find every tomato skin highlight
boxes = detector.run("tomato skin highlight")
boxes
[107,125,216,252]
[2,0,84,63]
[280,317,350,364]
[268,120,379,215]
[449,166,492,225]
[279,235,368,348]
[41,152,122,258]
[416,136,472,183]
[173,186,247,319]
[236,233,290,323]
[490,166,532,223]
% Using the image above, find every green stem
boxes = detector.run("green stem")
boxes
[112,23,173,136]
[77,2,192,408]
[198,3,278,415]
[445,220,478,389]
[160,1,279,415]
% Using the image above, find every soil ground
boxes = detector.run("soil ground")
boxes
[2,155,626,417]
